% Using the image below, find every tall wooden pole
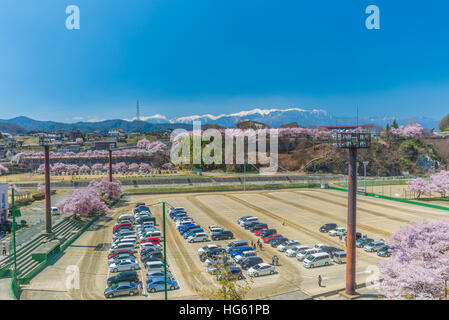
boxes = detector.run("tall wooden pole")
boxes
[345,147,357,295]
[108,149,113,182]
[44,145,52,234]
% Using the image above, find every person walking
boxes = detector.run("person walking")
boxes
[138,281,143,295]
[259,242,263,251]
[2,243,6,256]
[318,275,322,287]
[271,256,275,265]
[339,234,342,241]
[253,243,257,251]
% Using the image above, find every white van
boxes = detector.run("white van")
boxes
[239,217,258,226]
[188,232,208,243]
[51,207,60,216]
[302,252,331,268]
[145,261,165,272]
[296,248,322,261]
[118,214,134,223]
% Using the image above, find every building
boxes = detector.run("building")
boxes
[0,183,8,224]
[93,141,117,150]
[236,120,270,130]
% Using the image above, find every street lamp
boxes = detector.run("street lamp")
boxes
[39,135,55,235]
[330,128,371,297]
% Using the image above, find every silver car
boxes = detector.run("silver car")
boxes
[109,259,140,273]
[364,241,385,252]
[247,263,276,277]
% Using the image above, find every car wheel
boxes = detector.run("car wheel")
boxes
[170,286,175,290]
[150,288,156,293]
[108,294,114,298]
[113,268,118,273]
[270,270,275,275]
[131,266,135,270]
[129,291,134,296]
[310,264,314,268]
[254,272,259,277]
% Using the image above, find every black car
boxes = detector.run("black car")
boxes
[200,247,226,261]
[170,211,187,219]
[141,251,163,262]
[135,203,146,209]
[249,223,268,232]
[241,257,263,270]
[211,230,234,241]
[134,206,150,214]
[261,229,277,237]
[344,232,362,241]
[319,223,337,233]
[321,246,343,258]
[137,216,156,225]
[269,238,289,248]
[107,270,139,286]
[243,221,260,229]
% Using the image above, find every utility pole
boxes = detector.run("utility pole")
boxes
[363,161,369,194]
[162,201,167,300]
[40,136,53,235]
[108,147,113,182]
[11,187,17,278]
[243,160,247,192]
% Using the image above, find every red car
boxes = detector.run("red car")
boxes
[107,249,134,259]
[141,237,160,245]
[263,234,283,243]
[113,222,132,231]
[254,228,267,236]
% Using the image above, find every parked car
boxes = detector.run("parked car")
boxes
[377,245,391,257]
[249,223,268,232]
[328,227,347,237]
[277,240,301,252]
[146,270,173,281]
[243,220,260,229]
[320,246,343,258]
[260,229,277,238]
[109,259,140,273]
[285,245,309,257]
[141,251,163,262]
[241,256,264,270]
[356,237,374,248]
[302,252,331,268]
[263,234,283,243]
[108,249,134,259]
[178,223,195,233]
[269,237,289,248]
[225,240,249,253]
[145,261,166,272]
[147,277,179,292]
[104,282,139,298]
[188,232,208,243]
[364,240,386,252]
[230,246,254,258]
[183,228,204,239]
[109,243,136,254]
[200,247,226,261]
[198,244,221,256]
[247,263,276,277]
[108,253,136,265]
[296,248,322,261]
[107,271,139,286]
[208,226,224,233]
[237,216,253,224]
[234,250,257,263]
[216,266,244,281]
[344,232,362,242]
[239,217,258,227]
[333,251,347,264]
[254,228,268,236]
[319,223,337,233]
[211,230,234,241]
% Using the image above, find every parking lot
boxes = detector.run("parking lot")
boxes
[20,188,449,300]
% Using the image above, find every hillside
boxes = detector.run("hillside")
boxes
[0,121,28,135]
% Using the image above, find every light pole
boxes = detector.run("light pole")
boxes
[331,128,371,298]
[39,136,53,235]
[243,160,247,192]
[162,201,167,300]
[11,187,17,279]
[108,147,113,182]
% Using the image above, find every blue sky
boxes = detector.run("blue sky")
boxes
[0,0,448,122]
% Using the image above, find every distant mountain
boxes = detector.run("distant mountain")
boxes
[0,117,191,134]
[0,122,28,135]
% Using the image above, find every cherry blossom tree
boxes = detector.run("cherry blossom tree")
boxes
[390,123,424,138]
[139,163,151,172]
[407,178,433,199]
[75,138,84,145]
[379,220,449,300]
[92,163,104,172]
[88,178,122,202]
[128,163,139,172]
[0,164,9,175]
[79,164,90,173]
[137,138,151,149]
[58,189,109,216]
[430,170,449,198]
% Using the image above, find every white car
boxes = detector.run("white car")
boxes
[234,250,257,263]
[51,207,60,216]
[141,243,161,251]
[314,243,328,249]
[247,263,276,277]
[328,228,346,237]
[296,248,322,261]
[109,259,140,273]
[209,226,224,233]
[198,244,220,255]
[277,240,301,252]
[168,207,185,214]
[285,245,309,257]
[188,233,208,243]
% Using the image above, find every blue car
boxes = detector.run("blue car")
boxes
[230,246,254,258]
[183,228,204,239]
[178,223,194,232]
[170,211,187,219]
[146,277,179,293]
[180,225,201,235]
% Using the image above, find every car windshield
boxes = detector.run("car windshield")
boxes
[305,255,314,261]
[252,264,261,270]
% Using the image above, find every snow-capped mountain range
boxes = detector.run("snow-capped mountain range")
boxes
[128,107,439,129]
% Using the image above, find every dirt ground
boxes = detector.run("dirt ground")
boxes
[19,188,449,300]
